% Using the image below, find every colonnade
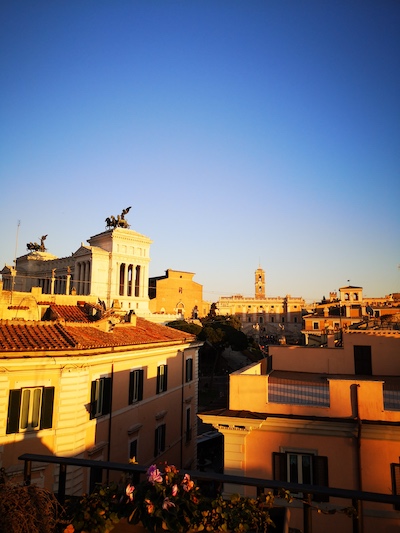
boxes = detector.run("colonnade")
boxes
[75,261,91,295]
[119,263,144,298]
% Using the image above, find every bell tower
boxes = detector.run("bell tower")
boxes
[255,267,265,299]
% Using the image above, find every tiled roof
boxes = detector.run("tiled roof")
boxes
[0,318,194,353]
[46,305,91,323]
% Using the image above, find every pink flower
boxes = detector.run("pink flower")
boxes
[182,473,194,492]
[147,465,163,484]
[162,497,176,510]
[126,484,135,501]
[172,484,178,497]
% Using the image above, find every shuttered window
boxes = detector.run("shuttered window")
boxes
[391,463,400,510]
[129,369,144,404]
[90,377,112,419]
[154,424,166,456]
[273,451,329,502]
[156,365,168,394]
[6,387,54,434]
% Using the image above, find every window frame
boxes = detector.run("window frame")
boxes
[154,423,166,457]
[391,463,400,510]
[185,358,193,383]
[273,450,329,502]
[129,369,144,404]
[90,377,112,419]
[156,364,168,394]
[6,386,54,434]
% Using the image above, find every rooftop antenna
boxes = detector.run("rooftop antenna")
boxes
[11,220,20,305]
[14,219,20,266]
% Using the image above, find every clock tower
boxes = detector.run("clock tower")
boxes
[255,267,265,299]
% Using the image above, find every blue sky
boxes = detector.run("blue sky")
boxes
[1,0,399,303]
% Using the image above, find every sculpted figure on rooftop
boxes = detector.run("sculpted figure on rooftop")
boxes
[105,207,132,229]
[26,234,47,252]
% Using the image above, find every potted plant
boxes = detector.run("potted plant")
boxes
[119,463,281,533]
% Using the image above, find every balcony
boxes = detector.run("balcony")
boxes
[17,453,400,533]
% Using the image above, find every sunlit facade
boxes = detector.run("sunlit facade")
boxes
[199,329,400,533]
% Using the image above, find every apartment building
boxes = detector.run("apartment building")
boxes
[0,307,202,495]
[199,329,400,533]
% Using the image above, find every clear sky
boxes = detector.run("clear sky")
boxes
[1,0,399,304]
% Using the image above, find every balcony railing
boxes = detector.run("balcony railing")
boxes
[19,453,400,533]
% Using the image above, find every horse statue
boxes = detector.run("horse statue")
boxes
[105,207,132,229]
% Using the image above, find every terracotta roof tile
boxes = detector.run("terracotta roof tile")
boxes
[46,304,91,323]
[0,318,194,353]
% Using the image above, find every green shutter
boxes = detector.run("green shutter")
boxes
[40,387,54,429]
[90,381,97,419]
[138,370,144,401]
[6,389,21,434]
[102,378,112,415]
[129,372,134,404]
[391,463,400,510]
[164,365,168,392]
[312,455,329,502]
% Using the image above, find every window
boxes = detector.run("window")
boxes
[6,387,54,434]
[185,358,193,383]
[186,407,192,443]
[273,451,329,502]
[354,345,372,376]
[313,322,319,330]
[90,377,111,419]
[135,265,140,297]
[294,317,298,324]
[391,463,400,510]
[129,439,138,462]
[129,369,144,404]
[259,317,263,324]
[156,365,168,394]
[282,317,285,323]
[154,424,166,456]
[271,316,274,323]
[119,263,125,296]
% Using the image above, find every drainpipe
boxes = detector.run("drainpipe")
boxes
[180,350,185,469]
[351,384,364,533]
[106,363,114,484]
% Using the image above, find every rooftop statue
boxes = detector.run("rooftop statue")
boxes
[105,206,132,229]
[26,234,47,252]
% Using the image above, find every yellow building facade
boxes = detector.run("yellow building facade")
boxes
[0,313,202,495]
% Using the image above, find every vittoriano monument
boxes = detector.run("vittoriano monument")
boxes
[26,234,47,252]
[105,206,132,229]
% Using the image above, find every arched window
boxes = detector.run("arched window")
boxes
[135,265,141,297]
[119,264,125,296]
[127,265,133,296]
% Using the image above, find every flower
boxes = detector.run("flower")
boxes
[171,484,178,497]
[126,484,135,501]
[162,497,176,510]
[63,525,75,533]
[147,465,163,484]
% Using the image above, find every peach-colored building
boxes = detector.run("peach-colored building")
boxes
[0,308,202,495]
[149,269,210,318]
[199,329,400,533]
[303,286,400,346]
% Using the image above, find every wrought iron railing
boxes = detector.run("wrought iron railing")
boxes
[18,453,400,533]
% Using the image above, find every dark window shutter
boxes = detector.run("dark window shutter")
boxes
[102,378,112,415]
[164,365,168,391]
[391,463,400,510]
[138,370,144,401]
[161,424,166,451]
[273,452,287,481]
[40,387,54,429]
[156,367,160,394]
[129,372,134,404]
[186,359,193,382]
[90,381,97,419]
[154,428,158,456]
[312,455,329,502]
[6,389,21,434]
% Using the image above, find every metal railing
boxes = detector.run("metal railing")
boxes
[18,453,400,533]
